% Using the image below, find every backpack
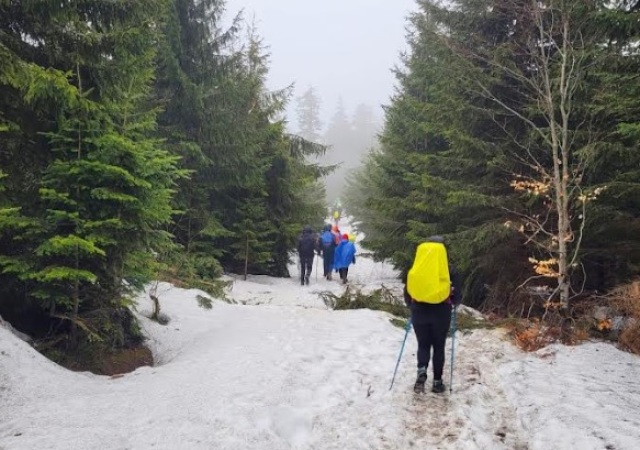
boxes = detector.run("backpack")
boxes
[299,233,316,255]
[406,242,451,304]
[321,231,334,247]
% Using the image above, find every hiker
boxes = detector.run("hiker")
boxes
[331,224,341,245]
[333,209,340,225]
[333,233,356,284]
[403,236,462,394]
[297,226,317,285]
[318,224,337,280]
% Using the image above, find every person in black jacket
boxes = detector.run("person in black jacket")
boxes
[297,226,317,285]
[403,236,463,394]
[318,224,337,280]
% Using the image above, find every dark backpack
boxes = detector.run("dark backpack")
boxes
[299,233,316,255]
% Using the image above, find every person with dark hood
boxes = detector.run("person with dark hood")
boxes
[318,224,337,280]
[403,236,462,394]
[297,226,317,285]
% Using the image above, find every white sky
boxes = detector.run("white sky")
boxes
[224,0,416,125]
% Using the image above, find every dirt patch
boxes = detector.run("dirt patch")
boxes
[45,343,154,376]
[96,345,154,376]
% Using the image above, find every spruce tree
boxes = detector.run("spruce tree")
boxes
[296,86,323,142]
[349,0,640,308]
[0,0,181,346]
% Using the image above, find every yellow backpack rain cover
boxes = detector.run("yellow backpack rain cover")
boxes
[407,242,451,304]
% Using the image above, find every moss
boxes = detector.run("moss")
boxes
[455,311,495,332]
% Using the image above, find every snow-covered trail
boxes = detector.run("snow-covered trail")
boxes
[0,268,523,448]
[2,220,640,449]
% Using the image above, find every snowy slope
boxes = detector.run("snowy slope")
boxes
[1,220,640,449]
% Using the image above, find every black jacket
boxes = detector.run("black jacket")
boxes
[297,228,317,258]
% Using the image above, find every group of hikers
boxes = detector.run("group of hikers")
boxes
[297,223,356,286]
[298,220,462,395]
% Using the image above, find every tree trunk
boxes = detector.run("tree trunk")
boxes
[244,234,249,281]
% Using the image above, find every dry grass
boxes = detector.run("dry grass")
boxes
[510,320,559,352]
[499,280,640,353]
[609,280,640,354]
[608,280,640,317]
[620,322,640,354]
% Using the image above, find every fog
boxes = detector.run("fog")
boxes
[225,0,417,201]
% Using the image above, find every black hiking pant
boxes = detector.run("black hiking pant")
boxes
[322,246,335,276]
[338,267,349,283]
[300,255,314,283]
[411,301,452,381]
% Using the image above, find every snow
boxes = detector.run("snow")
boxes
[501,343,640,450]
[2,220,640,449]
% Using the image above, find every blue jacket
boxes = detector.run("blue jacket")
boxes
[333,239,356,270]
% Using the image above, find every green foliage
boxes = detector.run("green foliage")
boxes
[346,0,640,310]
[156,4,329,280]
[0,0,329,356]
[321,286,410,319]
[0,0,181,347]
[196,295,214,310]
[455,311,493,333]
[389,318,407,329]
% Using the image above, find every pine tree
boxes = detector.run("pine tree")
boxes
[155,10,329,280]
[0,0,182,346]
[154,0,240,280]
[577,1,640,288]
[296,86,323,142]
[347,1,514,306]
[348,0,640,308]
[217,31,329,276]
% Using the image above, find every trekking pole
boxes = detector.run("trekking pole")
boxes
[315,254,318,281]
[389,317,412,391]
[449,306,458,394]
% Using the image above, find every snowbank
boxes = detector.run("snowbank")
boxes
[501,342,640,450]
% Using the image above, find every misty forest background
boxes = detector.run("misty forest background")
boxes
[1,0,639,366]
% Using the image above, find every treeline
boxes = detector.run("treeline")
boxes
[295,87,381,203]
[0,1,328,350]
[347,0,640,311]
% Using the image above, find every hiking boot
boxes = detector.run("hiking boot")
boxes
[305,276,310,285]
[300,278,305,286]
[432,379,446,394]
[413,369,427,394]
